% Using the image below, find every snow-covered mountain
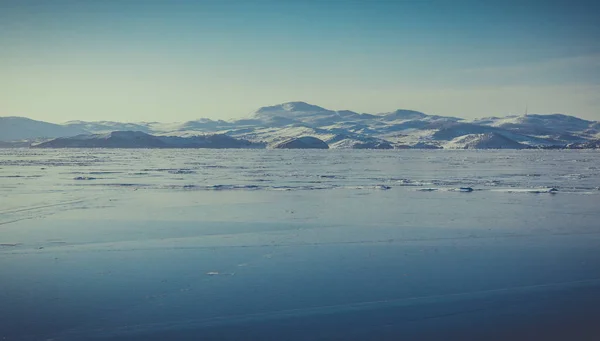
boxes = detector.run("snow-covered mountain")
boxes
[2,101,599,149]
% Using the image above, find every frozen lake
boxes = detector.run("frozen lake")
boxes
[2,149,600,340]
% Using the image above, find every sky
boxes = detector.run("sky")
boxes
[1,0,599,123]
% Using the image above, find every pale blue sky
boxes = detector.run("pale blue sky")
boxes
[1,0,599,122]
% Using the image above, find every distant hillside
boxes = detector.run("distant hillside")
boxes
[33,131,264,149]
[272,136,329,149]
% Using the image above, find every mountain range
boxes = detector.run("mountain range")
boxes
[1,102,599,149]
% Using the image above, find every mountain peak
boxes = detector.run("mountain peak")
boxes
[256,102,329,114]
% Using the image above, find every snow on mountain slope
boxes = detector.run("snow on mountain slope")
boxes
[473,114,596,137]
[445,133,528,149]
[0,117,86,141]
[330,138,393,149]
[377,129,437,145]
[160,119,234,133]
[250,101,373,127]
[431,122,501,140]
[228,126,337,146]
[429,122,558,146]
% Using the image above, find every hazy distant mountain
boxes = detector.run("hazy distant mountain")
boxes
[0,117,86,141]
[0,140,30,148]
[378,109,429,121]
[64,121,153,134]
[3,101,599,149]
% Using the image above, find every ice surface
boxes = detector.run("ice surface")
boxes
[1,149,600,340]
